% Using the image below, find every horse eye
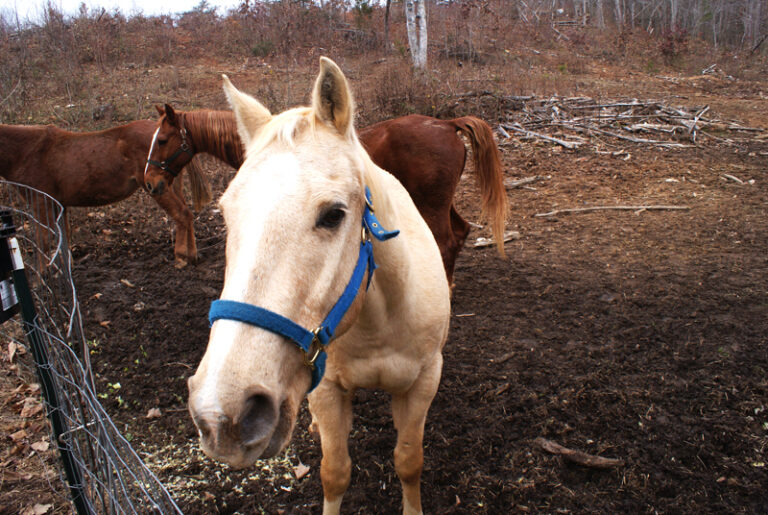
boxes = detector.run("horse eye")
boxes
[316,207,345,229]
[158,139,168,147]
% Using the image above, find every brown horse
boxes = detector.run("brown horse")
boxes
[145,105,507,282]
[0,121,210,266]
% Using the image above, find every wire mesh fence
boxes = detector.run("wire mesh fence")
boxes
[0,180,182,514]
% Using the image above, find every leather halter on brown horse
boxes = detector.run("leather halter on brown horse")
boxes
[0,121,209,267]
[145,105,508,282]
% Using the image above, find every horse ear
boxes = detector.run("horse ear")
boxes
[311,57,354,138]
[222,74,271,148]
[164,104,177,126]
[155,105,165,116]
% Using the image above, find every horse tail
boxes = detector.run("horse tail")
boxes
[451,116,508,257]
[185,156,212,211]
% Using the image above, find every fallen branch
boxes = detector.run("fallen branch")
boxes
[505,175,550,189]
[534,437,624,469]
[575,124,694,148]
[722,174,744,184]
[501,123,583,149]
[534,205,690,217]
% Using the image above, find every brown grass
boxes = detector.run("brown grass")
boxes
[0,2,765,130]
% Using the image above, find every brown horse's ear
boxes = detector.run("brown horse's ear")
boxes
[311,57,354,138]
[155,105,165,116]
[222,74,272,149]
[164,104,178,126]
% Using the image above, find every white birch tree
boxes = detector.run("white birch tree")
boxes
[404,0,427,69]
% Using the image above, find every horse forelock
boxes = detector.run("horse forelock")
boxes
[242,107,313,158]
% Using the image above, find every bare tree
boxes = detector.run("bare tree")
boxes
[405,0,427,69]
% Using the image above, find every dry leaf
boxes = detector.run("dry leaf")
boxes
[146,408,162,419]
[20,399,43,418]
[120,279,135,288]
[10,429,28,441]
[99,321,111,327]
[8,342,17,362]
[21,503,52,515]
[31,440,50,452]
[90,293,103,300]
[293,462,311,479]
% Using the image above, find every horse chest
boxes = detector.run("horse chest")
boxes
[328,340,432,394]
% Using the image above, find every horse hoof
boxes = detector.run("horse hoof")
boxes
[174,258,189,269]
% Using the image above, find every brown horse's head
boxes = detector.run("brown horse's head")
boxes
[144,104,195,196]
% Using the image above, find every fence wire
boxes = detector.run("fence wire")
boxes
[0,180,182,514]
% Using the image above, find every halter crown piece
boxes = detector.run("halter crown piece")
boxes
[208,187,399,392]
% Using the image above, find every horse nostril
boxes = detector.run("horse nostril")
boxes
[240,393,278,446]
[195,416,212,440]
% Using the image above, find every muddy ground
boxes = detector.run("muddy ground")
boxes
[1,59,767,512]
[37,126,762,514]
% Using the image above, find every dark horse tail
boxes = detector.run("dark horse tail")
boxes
[451,116,508,256]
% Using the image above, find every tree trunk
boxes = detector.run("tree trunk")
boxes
[669,0,679,31]
[596,0,605,28]
[385,0,391,47]
[405,0,427,69]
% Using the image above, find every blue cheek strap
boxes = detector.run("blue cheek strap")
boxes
[208,186,399,392]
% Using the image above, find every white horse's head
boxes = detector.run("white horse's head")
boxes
[187,58,372,468]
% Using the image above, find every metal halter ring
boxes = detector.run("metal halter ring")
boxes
[303,328,326,369]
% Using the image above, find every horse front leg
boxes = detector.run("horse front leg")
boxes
[391,355,443,515]
[308,383,354,515]
[151,184,196,267]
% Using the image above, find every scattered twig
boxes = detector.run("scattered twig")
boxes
[534,205,690,217]
[0,79,21,107]
[534,437,625,469]
[471,230,521,248]
[722,174,744,184]
[751,33,768,54]
[505,175,550,189]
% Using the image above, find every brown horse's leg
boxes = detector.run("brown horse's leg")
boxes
[308,385,354,515]
[151,184,196,267]
[391,355,443,515]
[446,206,471,285]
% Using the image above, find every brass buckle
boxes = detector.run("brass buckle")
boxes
[303,328,325,369]
[180,128,190,152]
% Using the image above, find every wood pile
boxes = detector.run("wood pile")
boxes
[487,95,765,150]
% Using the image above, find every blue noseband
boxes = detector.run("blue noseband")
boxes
[208,187,399,392]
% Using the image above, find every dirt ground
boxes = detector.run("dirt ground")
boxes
[3,77,768,513]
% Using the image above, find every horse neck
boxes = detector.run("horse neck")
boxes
[120,121,155,151]
[184,111,245,169]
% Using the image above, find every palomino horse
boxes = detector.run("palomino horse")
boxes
[145,105,507,282]
[187,58,451,514]
[0,121,210,266]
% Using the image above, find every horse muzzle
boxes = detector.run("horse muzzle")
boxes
[188,386,295,468]
[146,180,165,196]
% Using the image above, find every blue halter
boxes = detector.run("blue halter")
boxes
[208,187,399,392]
